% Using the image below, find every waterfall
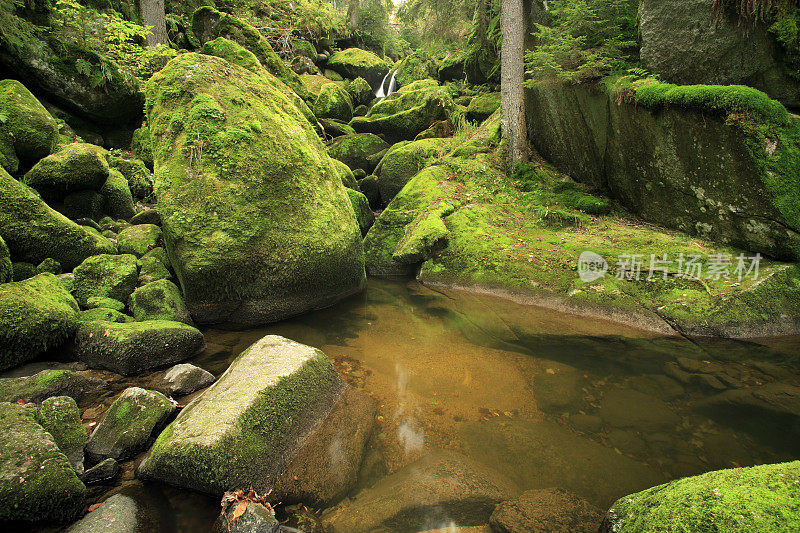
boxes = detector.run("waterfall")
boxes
[375,70,398,98]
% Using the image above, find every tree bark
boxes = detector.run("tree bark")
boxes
[348,0,360,30]
[501,0,528,166]
[138,0,168,47]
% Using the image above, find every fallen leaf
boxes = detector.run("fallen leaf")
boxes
[88,502,105,512]
[232,500,248,521]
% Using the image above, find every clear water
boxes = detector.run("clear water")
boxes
[77,279,800,531]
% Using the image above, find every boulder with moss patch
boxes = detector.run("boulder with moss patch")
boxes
[72,254,139,307]
[327,133,391,173]
[129,279,193,325]
[78,307,133,323]
[313,82,353,123]
[131,126,153,167]
[345,77,373,108]
[347,188,375,236]
[109,155,154,202]
[23,143,109,201]
[99,169,136,220]
[138,335,374,506]
[138,247,172,285]
[466,92,501,123]
[117,224,161,257]
[600,461,800,532]
[327,48,390,88]
[0,273,79,371]
[145,53,364,326]
[0,235,11,283]
[0,369,105,404]
[160,363,215,396]
[0,169,115,269]
[375,138,449,204]
[86,387,175,462]
[35,396,87,474]
[0,79,58,173]
[72,320,205,375]
[0,402,86,523]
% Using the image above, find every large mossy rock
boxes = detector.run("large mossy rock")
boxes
[345,76,373,108]
[23,143,109,200]
[129,279,193,325]
[0,273,79,371]
[322,451,518,533]
[327,48,390,88]
[86,387,175,462]
[35,396,87,474]
[145,53,364,326]
[524,79,800,260]
[640,0,800,107]
[109,155,154,202]
[117,224,162,258]
[466,92,501,123]
[0,235,11,283]
[191,8,311,102]
[99,169,136,220]
[139,335,374,506]
[72,254,139,308]
[351,80,454,142]
[0,79,59,173]
[0,369,106,404]
[72,320,205,375]
[0,402,86,523]
[600,461,800,532]
[313,82,353,123]
[375,137,449,204]
[327,133,391,173]
[0,168,115,270]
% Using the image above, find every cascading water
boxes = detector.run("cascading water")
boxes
[375,70,398,98]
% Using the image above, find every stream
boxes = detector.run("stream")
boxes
[66,279,800,531]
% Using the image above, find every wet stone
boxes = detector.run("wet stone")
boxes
[81,457,119,485]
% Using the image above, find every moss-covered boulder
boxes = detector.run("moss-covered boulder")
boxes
[109,155,154,202]
[191,8,311,101]
[0,79,58,172]
[0,168,115,269]
[78,307,133,323]
[86,387,175,462]
[351,80,454,142]
[0,273,79,371]
[35,396,87,474]
[0,235,11,283]
[437,51,467,82]
[72,254,139,307]
[466,92,501,123]
[117,224,161,258]
[327,133,391,173]
[145,53,364,326]
[320,117,357,138]
[99,169,136,220]
[139,335,374,506]
[332,158,358,190]
[345,77,374,108]
[313,82,353,122]
[375,137,449,204]
[62,190,105,221]
[300,73,339,98]
[0,369,106,404]
[129,279,193,325]
[600,461,800,532]
[85,296,125,311]
[23,143,109,200]
[327,48,390,88]
[73,320,205,375]
[0,402,86,523]
[348,188,374,236]
[131,126,153,167]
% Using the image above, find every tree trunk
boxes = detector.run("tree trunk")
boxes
[139,0,168,47]
[348,0,360,30]
[501,0,528,166]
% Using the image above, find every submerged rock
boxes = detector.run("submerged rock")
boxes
[490,488,603,533]
[0,369,106,403]
[0,273,80,371]
[129,279,193,325]
[597,388,680,432]
[322,451,518,533]
[0,167,115,270]
[72,320,205,375]
[64,492,158,532]
[0,402,86,523]
[86,387,175,462]
[159,363,215,396]
[139,336,373,506]
[145,53,364,326]
[600,461,800,532]
[35,395,87,474]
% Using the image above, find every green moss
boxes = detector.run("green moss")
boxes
[300,73,339,98]
[332,159,358,190]
[109,155,154,202]
[86,296,125,312]
[201,37,262,73]
[313,82,353,122]
[117,224,162,257]
[291,38,316,59]
[327,48,390,87]
[22,143,109,200]
[72,254,139,307]
[465,92,500,123]
[0,79,59,166]
[35,396,87,460]
[100,169,136,220]
[375,137,451,204]
[131,125,153,168]
[129,279,193,324]
[0,235,11,283]
[347,188,374,236]
[395,52,438,87]
[605,461,800,532]
[78,307,133,323]
[327,133,391,171]
[0,273,79,371]
[344,77,373,108]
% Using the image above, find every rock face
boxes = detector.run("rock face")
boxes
[524,81,800,260]
[86,387,175,462]
[0,79,59,173]
[139,336,373,506]
[0,273,80,371]
[600,461,800,532]
[0,402,86,523]
[322,451,519,533]
[490,488,604,533]
[145,53,365,326]
[640,0,800,107]
[0,167,115,270]
[72,320,205,375]
[327,48,390,87]
[35,396,87,474]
